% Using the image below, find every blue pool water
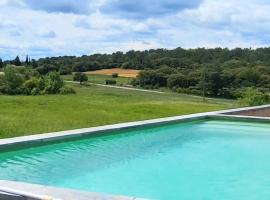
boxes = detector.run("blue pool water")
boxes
[0,119,270,199]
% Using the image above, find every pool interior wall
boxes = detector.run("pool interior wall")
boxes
[0,118,270,200]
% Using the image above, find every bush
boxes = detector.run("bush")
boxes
[73,72,88,84]
[23,78,39,95]
[31,88,40,95]
[130,78,139,86]
[105,79,116,85]
[44,71,64,94]
[0,67,72,96]
[112,73,118,78]
[176,88,190,94]
[231,88,244,99]
[238,87,270,106]
[174,87,201,96]
[60,85,76,94]
[37,77,45,91]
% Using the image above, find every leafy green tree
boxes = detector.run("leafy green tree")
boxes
[207,71,224,96]
[36,64,58,75]
[72,62,87,72]
[73,72,88,85]
[44,71,64,94]
[137,66,175,88]
[198,67,224,97]
[167,73,188,89]
[1,66,24,94]
[59,66,72,75]
[238,68,261,86]
[13,56,21,66]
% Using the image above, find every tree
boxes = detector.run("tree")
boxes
[59,66,72,75]
[199,67,224,97]
[1,66,24,94]
[0,58,3,68]
[25,55,29,65]
[137,66,175,88]
[167,73,188,89]
[31,59,38,68]
[207,71,224,96]
[44,71,64,94]
[73,72,88,85]
[201,67,206,101]
[72,62,87,72]
[35,64,58,75]
[13,56,21,66]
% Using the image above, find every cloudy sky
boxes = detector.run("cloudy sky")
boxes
[0,0,269,59]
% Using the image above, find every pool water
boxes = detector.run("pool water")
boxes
[0,119,270,200]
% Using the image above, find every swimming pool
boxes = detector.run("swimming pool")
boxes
[0,119,270,200]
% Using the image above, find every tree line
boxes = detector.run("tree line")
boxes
[1,47,270,101]
[3,47,270,72]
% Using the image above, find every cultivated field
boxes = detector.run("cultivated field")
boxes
[0,84,235,139]
[86,68,140,78]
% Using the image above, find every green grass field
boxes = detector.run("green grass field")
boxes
[62,74,132,85]
[0,84,236,139]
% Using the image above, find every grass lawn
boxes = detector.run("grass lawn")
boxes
[0,84,236,139]
[62,74,133,85]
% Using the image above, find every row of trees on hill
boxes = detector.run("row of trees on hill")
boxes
[3,48,270,73]
[1,47,270,101]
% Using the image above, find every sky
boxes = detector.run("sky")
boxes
[0,0,270,60]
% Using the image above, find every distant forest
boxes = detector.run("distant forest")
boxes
[1,47,270,99]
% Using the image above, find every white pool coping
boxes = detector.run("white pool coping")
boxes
[0,180,142,200]
[0,104,269,199]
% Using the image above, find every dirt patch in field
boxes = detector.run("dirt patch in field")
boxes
[86,68,140,78]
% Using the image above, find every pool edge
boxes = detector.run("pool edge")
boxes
[0,104,270,151]
[0,180,145,200]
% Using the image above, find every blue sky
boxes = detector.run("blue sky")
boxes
[0,0,270,60]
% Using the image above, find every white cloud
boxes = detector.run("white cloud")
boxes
[1,0,270,60]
